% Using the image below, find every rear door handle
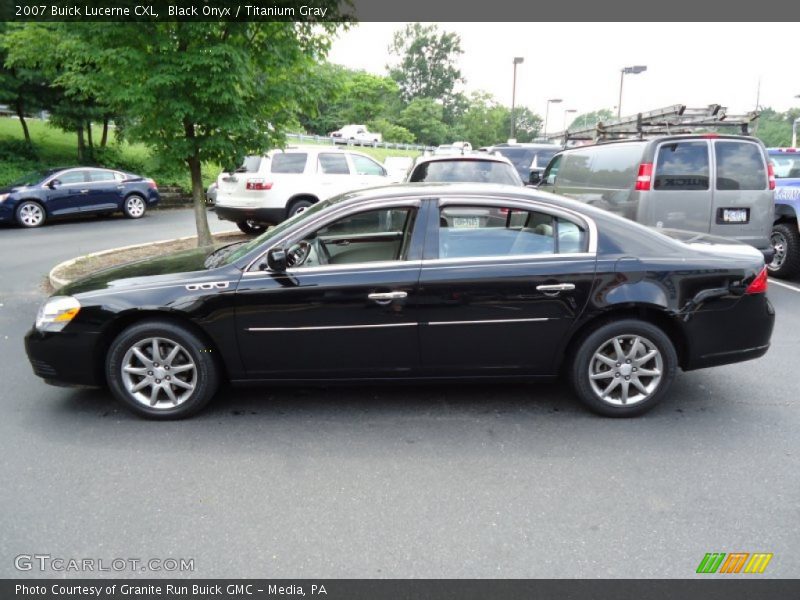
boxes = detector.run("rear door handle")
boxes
[368,291,408,304]
[79,189,90,194]
[536,283,575,292]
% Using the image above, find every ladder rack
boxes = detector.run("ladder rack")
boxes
[548,104,759,143]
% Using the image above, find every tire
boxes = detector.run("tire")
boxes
[123,194,147,219]
[767,222,800,279]
[16,200,46,228]
[237,220,267,235]
[106,319,220,419]
[287,198,314,219]
[570,319,677,417]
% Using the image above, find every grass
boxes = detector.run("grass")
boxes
[0,117,422,189]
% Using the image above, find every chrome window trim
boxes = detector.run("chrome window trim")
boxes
[420,253,593,268]
[242,260,421,278]
[435,194,598,255]
[243,198,425,273]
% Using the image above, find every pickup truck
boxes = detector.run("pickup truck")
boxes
[329,124,382,145]
[768,147,800,277]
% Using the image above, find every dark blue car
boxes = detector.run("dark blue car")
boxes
[0,167,160,228]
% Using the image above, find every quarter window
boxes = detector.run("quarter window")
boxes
[438,205,586,259]
[271,153,307,174]
[715,142,766,190]
[654,141,709,190]
[318,153,350,175]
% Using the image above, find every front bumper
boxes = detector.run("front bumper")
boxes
[0,202,15,223]
[25,328,104,387]
[216,205,285,225]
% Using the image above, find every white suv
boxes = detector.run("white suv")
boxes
[215,147,389,234]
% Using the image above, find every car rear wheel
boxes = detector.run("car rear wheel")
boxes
[123,194,147,219]
[16,200,46,228]
[287,199,314,218]
[106,320,220,419]
[767,222,800,279]
[237,220,267,235]
[570,319,677,417]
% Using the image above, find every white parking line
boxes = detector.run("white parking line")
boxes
[769,278,800,293]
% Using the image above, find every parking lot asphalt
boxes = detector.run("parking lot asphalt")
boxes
[0,209,798,578]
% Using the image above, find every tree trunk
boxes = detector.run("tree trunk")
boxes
[15,97,32,145]
[183,118,213,247]
[76,124,85,162]
[101,116,109,147]
[86,120,94,150]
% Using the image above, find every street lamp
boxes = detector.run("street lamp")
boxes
[510,57,524,141]
[543,98,562,139]
[618,65,647,118]
[563,108,577,132]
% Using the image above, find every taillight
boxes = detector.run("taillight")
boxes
[246,179,273,191]
[745,266,768,294]
[767,163,776,190]
[146,178,157,190]
[635,163,653,191]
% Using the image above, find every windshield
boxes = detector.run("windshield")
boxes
[409,160,522,185]
[221,199,331,266]
[11,169,54,187]
[770,155,800,179]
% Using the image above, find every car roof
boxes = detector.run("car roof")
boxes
[414,154,513,166]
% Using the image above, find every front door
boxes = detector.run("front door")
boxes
[45,169,91,216]
[417,199,596,376]
[234,202,426,378]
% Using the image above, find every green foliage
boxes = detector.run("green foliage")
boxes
[752,107,800,147]
[388,24,464,104]
[0,138,39,162]
[568,109,615,131]
[367,118,415,144]
[397,98,450,146]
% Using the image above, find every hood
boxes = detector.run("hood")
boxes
[59,246,217,296]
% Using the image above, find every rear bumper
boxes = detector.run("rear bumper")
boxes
[681,295,775,370]
[25,328,104,387]
[216,205,284,225]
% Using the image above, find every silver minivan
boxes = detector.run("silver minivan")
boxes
[536,135,775,259]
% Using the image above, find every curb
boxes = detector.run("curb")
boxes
[48,231,237,289]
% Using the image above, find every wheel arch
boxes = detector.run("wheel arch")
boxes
[558,304,689,374]
[94,310,230,385]
[14,197,49,218]
[774,202,798,225]
[285,194,320,217]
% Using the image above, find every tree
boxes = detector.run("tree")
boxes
[397,98,450,146]
[87,20,344,246]
[568,109,615,131]
[388,24,464,104]
[504,107,543,143]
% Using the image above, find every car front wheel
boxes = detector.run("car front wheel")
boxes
[570,319,677,417]
[16,200,46,227]
[123,194,147,219]
[768,222,800,279]
[106,320,220,419]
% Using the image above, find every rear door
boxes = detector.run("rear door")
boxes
[317,152,358,198]
[417,197,596,376]
[645,140,712,233]
[84,169,123,212]
[710,139,773,248]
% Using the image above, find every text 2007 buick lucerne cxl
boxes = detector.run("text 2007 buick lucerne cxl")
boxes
[25,184,774,419]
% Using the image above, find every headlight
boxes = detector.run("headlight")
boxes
[35,296,81,332]
[0,193,8,203]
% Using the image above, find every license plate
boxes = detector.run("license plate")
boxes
[722,208,748,223]
[453,217,480,228]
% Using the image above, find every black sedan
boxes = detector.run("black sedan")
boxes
[25,184,774,419]
[0,167,160,227]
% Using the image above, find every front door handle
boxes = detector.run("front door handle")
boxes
[368,291,408,305]
[536,283,576,292]
[79,189,90,194]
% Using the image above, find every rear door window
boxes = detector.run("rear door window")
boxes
[654,141,709,190]
[715,142,766,190]
[318,153,351,175]
[88,170,116,182]
[271,153,307,174]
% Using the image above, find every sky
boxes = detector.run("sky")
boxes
[328,22,800,125]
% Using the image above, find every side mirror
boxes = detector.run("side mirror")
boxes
[266,247,287,272]
[528,171,542,185]
[48,179,62,189]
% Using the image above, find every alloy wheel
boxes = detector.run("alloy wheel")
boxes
[120,337,197,409]
[770,231,787,271]
[588,334,663,406]
[19,203,44,227]
[126,196,145,217]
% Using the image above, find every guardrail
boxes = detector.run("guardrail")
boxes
[285,133,434,152]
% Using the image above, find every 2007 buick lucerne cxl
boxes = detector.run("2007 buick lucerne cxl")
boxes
[25,183,775,419]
